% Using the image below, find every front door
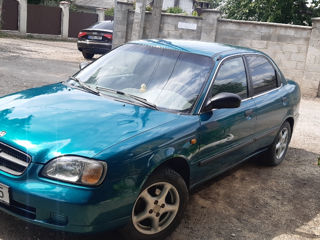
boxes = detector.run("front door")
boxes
[192,56,256,184]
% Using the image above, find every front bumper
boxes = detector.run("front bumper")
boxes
[0,163,135,233]
[77,40,112,54]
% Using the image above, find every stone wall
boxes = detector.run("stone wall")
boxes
[113,1,320,97]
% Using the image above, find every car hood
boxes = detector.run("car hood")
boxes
[0,83,180,163]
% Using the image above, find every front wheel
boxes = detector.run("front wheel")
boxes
[264,121,292,166]
[122,168,188,240]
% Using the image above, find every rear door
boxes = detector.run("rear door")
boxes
[192,56,257,183]
[245,54,288,148]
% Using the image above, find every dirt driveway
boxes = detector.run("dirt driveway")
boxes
[0,37,319,240]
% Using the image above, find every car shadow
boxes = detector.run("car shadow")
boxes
[0,147,318,240]
[168,147,320,240]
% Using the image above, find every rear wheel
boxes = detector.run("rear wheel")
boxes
[264,121,291,166]
[82,52,94,59]
[122,168,188,240]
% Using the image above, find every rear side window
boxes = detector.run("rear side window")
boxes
[209,57,248,99]
[246,55,277,95]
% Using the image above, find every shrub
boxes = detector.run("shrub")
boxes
[105,8,114,17]
[166,7,185,14]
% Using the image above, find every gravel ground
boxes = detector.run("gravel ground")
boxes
[0,37,319,240]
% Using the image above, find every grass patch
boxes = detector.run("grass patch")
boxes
[0,31,9,38]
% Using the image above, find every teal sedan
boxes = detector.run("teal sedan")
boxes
[0,39,300,240]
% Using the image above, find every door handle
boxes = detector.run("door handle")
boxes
[245,109,253,117]
[282,96,288,105]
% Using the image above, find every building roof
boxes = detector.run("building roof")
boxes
[130,39,258,58]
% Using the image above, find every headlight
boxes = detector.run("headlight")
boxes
[41,156,107,186]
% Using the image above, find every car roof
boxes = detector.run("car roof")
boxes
[129,39,259,59]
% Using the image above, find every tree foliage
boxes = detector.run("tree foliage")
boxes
[220,0,320,26]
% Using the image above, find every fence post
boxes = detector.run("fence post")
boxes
[59,1,70,39]
[200,9,221,42]
[96,8,105,22]
[302,17,320,97]
[131,0,146,40]
[17,0,27,34]
[149,0,163,38]
[112,1,133,48]
[0,0,3,28]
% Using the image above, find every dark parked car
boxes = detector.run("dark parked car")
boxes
[0,40,300,240]
[77,20,113,59]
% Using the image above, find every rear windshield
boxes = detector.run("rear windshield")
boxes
[90,21,113,30]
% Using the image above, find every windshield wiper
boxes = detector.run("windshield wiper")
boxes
[96,86,158,110]
[68,77,100,96]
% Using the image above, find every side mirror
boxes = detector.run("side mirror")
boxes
[204,92,241,112]
[79,61,90,70]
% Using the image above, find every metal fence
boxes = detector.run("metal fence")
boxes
[27,4,61,35]
[1,0,18,30]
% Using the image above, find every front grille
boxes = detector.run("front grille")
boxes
[0,142,31,175]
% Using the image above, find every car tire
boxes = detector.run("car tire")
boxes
[82,52,94,60]
[264,121,292,166]
[121,168,189,240]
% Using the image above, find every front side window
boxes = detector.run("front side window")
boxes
[75,44,212,112]
[208,57,248,99]
[246,55,277,95]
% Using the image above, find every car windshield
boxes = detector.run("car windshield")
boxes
[75,44,213,112]
[90,21,113,30]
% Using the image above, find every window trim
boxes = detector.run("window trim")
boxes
[244,54,280,97]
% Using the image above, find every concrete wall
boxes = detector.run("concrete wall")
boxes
[159,13,201,39]
[216,19,312,91]
[303,18,320,97]
[129,11,202,41]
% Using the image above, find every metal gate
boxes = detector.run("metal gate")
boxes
[27,4,61,35]
[1,0,18,30]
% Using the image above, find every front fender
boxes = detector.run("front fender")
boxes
[94,114,200,194]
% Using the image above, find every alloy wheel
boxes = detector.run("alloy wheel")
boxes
[275,127,289,159]
[132,182,180,235]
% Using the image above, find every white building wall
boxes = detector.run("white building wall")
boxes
[162,0,175,10]
[75,0,193,14]
[162,0,193,13]
[75,0,114,8]
[179,0,193,14]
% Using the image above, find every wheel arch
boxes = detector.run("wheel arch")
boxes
[145,157,191,190]
[285,116,294,132]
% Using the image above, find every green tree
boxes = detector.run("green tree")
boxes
[222,0,319,26]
